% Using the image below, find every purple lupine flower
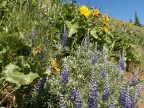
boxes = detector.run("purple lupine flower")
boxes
[35,75,48,91]
[83,34,90,50]
[123,90,132,108]
[137,85,144,95]
[59,96,67,108]
[89,68,98,108]
[101,60,107,77]
[61,65,70,84]
[62,25,68,47]
[91,42,98,64]
[118,51,125,71]
[131,67,139,83]
[31,27,36,44]
[131,88,138,108]
[119,87,127,105]
[70,87,77,101]
[35,80,42,91]
[41,75,48,89]
[102,75,110,100]
[74,90,83,108]
[102,85,110,100]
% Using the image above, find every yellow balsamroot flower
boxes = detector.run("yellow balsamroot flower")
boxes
[105,14,109,22]
[79,6,91,18]
[103,23,108,32]
[53,59,60,72]
[92,9,101,16]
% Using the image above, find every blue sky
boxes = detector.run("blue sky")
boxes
[76,0,144,25]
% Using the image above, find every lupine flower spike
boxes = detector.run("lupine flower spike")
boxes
[62,24,68,47]
[35,80,42,91]
[91,42,98,64]
[83,33,90,51]
[123,89,132,108]
[131,87,138,108]
[89,66,98,108]
[119,86,127,105]
[35,75,48,91]
[70,87,83,108]
[101,59,107,78]
[102,74,110,100]
[118,50,125,71]
[61,65,70,84]
[74,90,83,108]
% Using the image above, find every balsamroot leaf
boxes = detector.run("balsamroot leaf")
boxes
[2,63,39,88]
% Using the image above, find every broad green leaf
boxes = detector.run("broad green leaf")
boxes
[19,56,30,68]
[3,64,39,88]
[90,27,98,39]
[65,20,79,38]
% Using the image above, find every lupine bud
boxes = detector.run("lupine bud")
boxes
[60,96,67,108]
[131,67,139,83]
[101,60,107,77]
[91,42,98,64]
[61,65,70,84]
[62,25,68,47]
[118,51,125,71]
[83,34,90,50]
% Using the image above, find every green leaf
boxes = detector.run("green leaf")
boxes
[19,56,30,68]
[65,20,79,38]
[128,80,144,87]
[0,47,7,55]
[2,64,39,88]
[90,27,98,39]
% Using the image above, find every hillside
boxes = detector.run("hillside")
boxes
[0,0,144,107]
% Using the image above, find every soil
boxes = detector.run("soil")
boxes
[125,72,144,108]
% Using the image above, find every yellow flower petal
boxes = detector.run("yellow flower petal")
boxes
[79,6,91,18]
[53,59,60,72]
[92,9,101,16]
